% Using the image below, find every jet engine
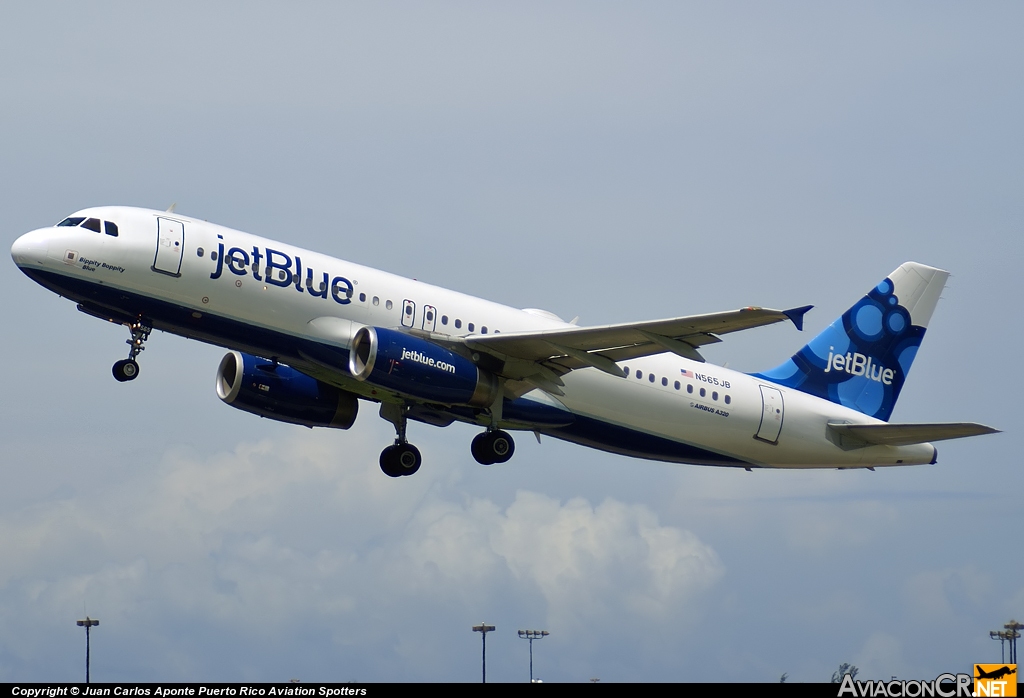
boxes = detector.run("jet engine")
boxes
[216,351,358,428]
[348,326,499,407]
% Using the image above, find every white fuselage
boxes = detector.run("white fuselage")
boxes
[11,206,937,469]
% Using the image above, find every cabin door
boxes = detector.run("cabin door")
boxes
[153,217,185,276]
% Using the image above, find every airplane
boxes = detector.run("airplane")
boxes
[975,666,1016,681]
[10,206,998,477]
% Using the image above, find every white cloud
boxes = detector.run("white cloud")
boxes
[0,430,722,681]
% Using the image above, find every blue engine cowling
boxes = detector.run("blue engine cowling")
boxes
[216,351,358,429]
[348,326,499,407]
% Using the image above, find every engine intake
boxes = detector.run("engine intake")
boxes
[216,351,358,429]
[349,326,499,407]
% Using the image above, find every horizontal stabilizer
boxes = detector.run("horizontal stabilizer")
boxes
[827,422,1000,449]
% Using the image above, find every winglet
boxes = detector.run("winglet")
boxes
[783,305,813,332]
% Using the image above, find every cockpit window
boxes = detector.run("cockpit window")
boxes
[104,221,119,237]
[81,218,102,233]
[57,217,85,227]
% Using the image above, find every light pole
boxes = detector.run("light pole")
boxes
[990,631,1008,663]
[472,623,495,683]
[1004,620,1022,665]
[517,629,549,683]
[76,617,99,683]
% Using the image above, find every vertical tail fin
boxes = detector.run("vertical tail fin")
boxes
[751,262,949,421]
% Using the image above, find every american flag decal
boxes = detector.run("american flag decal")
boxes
[680,368,693,377]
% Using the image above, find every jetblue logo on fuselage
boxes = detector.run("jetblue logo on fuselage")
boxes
[824,346,894,384]
[209,236,354,305]
[401,348,456,374]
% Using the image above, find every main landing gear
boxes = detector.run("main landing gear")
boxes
[375,403,516,477]
[471,430,515,465]
[112,318,151,382]
[378,403,422,478]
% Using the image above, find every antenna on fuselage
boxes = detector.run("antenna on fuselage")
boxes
[165,203,177,213]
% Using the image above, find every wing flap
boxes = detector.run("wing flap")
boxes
[827,422,1000,448]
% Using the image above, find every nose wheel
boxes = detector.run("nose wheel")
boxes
[112,318,151,382]
[112,359,140,382]
[471,430,515,465]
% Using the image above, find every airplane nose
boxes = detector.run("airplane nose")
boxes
[10,229,50,266]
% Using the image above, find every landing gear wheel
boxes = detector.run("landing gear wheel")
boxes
[471,430,515,465]
[471,433,495,465]
[112,359,140,382]
[380,443,422,477]
[394,443,421,475]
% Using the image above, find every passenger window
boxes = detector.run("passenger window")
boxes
[57,217,85,227]
[197,248,205,257]
[386,300,393,310]
[674,381,680,390]
[481,326,487,334]
[211,251,219,261]
[104,221,118,237]
[373,296,379,306]
[724,395,731,405]
[712,391,718,401]
[455,319,462,329]
[635,369,642,379]
[441,315,448,325]
[359,293,366,302]
[648,374,655,383]
[279,270,287,280]
[687,384,693,394]
[661,377,668,386]
[468,323,475,332]
[700,387,706,397]
[405,305,413,316]
[623,366,629,376]
[82,218,102,233]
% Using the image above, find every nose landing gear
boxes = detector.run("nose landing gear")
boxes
[112,318,151,382]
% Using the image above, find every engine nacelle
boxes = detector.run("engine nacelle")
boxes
[216,351,358,429]
[349,326,499,407]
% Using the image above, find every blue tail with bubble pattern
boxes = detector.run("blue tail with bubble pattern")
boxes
[751,262,949,422]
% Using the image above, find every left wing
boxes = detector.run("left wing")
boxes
[417,305,811,396]
[467,305,810,368]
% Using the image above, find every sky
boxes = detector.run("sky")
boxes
[1,0,1021,684]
